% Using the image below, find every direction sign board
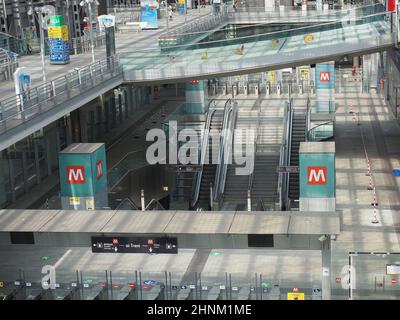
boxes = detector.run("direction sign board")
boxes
[91,236,178,254]
[277,166,299,173]
[387,264,400,275]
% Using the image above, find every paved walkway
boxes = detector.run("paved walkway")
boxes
[0,7,213,99]
[331,89,400,299]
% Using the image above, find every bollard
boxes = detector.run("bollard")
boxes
[232,85,237,98]
[141,189,145,211]
[277,83,281,95]
[222,85,226,95]
[266,83,270,95]
[247,190,252,212]
[255,85,259,96]
[243,84,248,95]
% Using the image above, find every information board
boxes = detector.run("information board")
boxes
[91,236,178,254]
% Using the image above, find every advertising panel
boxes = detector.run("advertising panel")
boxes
[140,0,159,29]
[98,15,116,32]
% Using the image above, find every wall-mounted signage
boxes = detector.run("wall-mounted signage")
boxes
[91,236,178,254]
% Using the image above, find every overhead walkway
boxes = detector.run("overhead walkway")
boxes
[0,56,123,151]
[0,8,394,152]
[122,11,393,83]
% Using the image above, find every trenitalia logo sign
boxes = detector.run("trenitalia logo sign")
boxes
[307,166,327,185]
[67,166,85,184]
[319,71,330,82]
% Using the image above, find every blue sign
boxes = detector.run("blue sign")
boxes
[316,63,335,89]
[143,280,155,286]
[141,5,158,29]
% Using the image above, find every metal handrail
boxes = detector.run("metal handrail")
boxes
[215,99,237,203]
[213,98,234,201]
[128,10,390,53]
[306,96,311,133]
[284,99,294,210]
[191,106,217,208]
[145,198,166,210]
[115,197,139,210]
[306,121,335,141]
[0,55,122,133]
[247,101,262,197]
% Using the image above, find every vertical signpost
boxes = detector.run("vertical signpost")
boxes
[59,143,108,210]
[48,15,70,65]
[140,0,159,29]
[299,141,335,300]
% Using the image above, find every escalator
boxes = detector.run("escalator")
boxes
[196,109,224,209]
[249,102,285,210]
[287,107,307,209]
[222,105,258,209]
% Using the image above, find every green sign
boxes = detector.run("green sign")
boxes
[50,15,65,27]
[41,256,51,261]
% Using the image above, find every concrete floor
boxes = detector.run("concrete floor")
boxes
[331,89,400,299]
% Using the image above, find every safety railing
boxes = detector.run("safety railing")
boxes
[0,47,18,81]
[214,99,236,204]
[0,55,122,135]
[115,197,140,210]
[306,121,335,142]
[108,148,150,191]
[158,3,385,45]
[121,10,393,81]
[159,10,226,48]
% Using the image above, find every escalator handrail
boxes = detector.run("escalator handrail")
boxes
[284,99,294,209]
[247,102,262,196]
[306,121,335,141]
[191,107,217,207]
[214,98,235,201]
[277,99,291,210]
[214,102,237,203]
[145,198,166,210]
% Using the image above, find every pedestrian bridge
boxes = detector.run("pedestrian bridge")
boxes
[122,11,393,83]
[0,8,395,151]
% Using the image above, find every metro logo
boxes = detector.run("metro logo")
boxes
[189,80,199,85]
[67,166,85,184]
[319,71,330,82]
[96,160,103,180]
[307,166,327,185]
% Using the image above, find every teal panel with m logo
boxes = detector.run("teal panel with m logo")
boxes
[299,153,335,198]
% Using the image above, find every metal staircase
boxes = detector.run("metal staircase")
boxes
[287,106,307,209]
